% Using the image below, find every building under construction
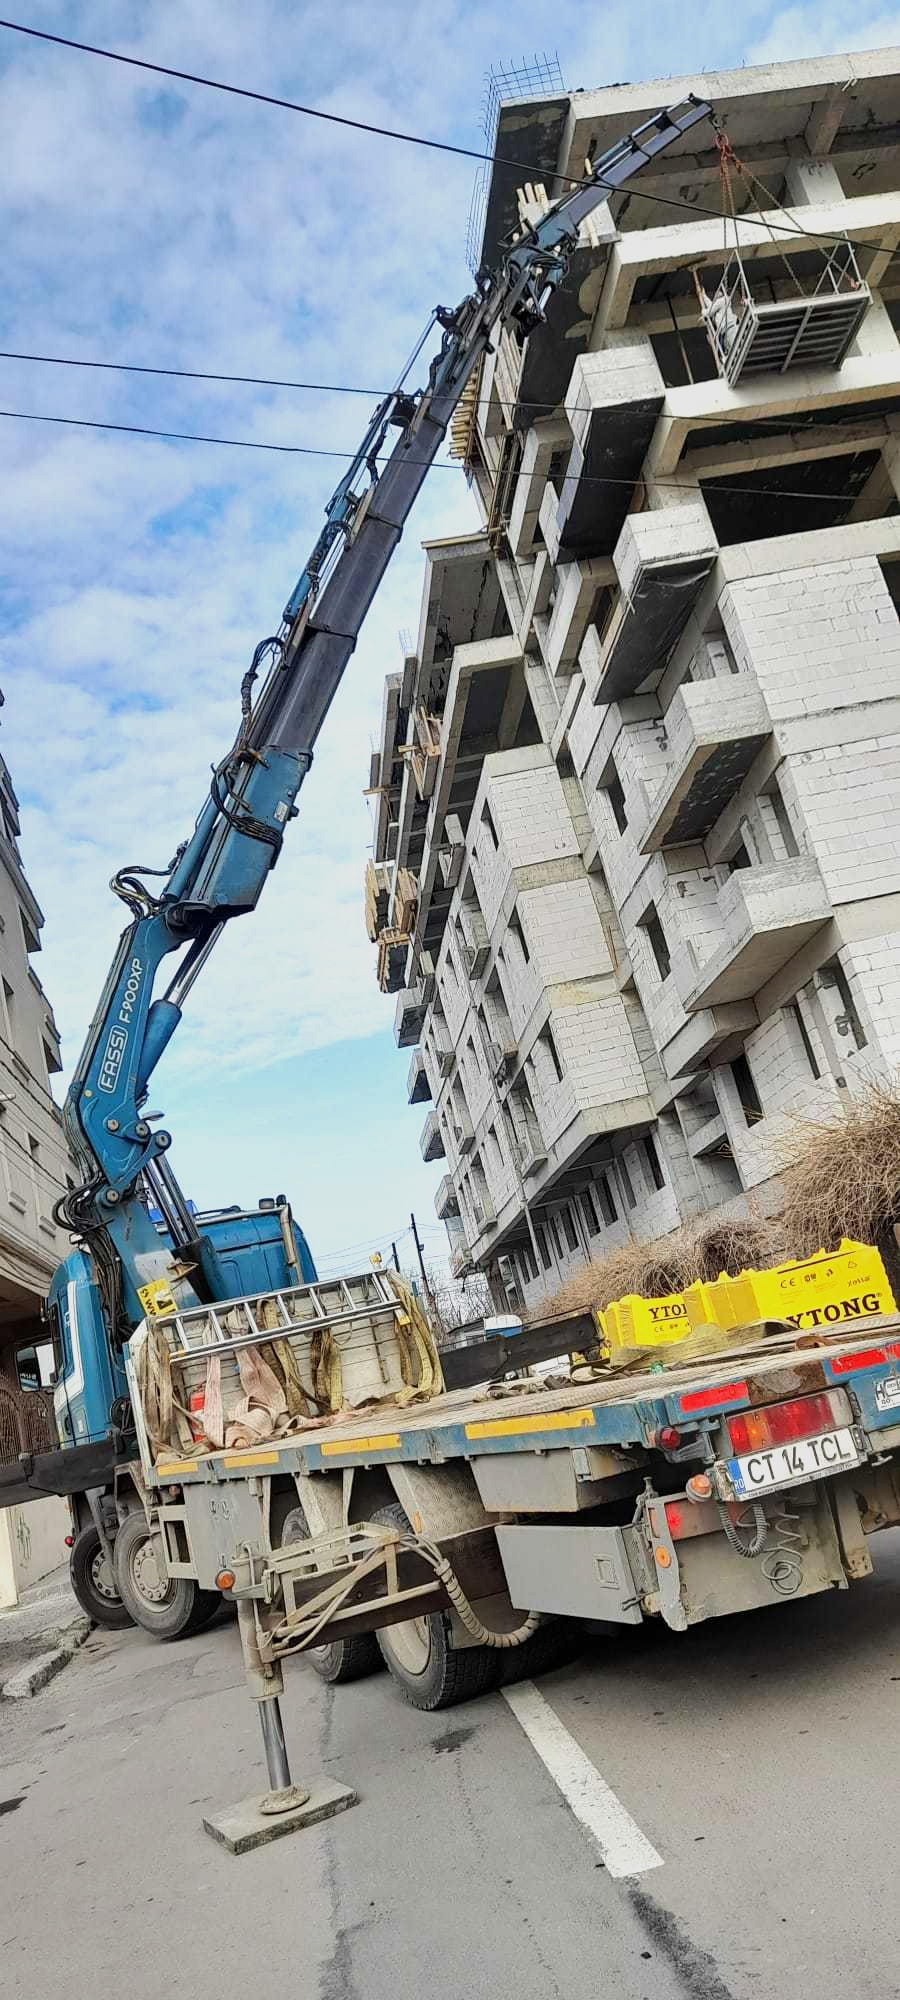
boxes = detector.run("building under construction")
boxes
[365,48,900,1309]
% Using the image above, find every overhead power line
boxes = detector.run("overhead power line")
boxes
[0,18,561,173]
[3,20,900,265]
[0,349,385,396]
[0,405,888,506]
[5,351,895,440]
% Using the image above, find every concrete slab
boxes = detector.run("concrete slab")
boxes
[202,1776,358,1855]
[0,1561,91,1694]
[2,1645,73,1699]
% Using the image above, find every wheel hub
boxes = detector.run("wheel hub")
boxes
[90,1547,119,1603]
[131,1535,170,1605]
[382,1615,432,1676]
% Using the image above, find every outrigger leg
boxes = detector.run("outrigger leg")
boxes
[201,1594,358,1853]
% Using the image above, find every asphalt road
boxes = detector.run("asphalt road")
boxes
[2,1530,899,2000]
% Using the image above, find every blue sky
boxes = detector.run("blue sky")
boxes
[1,0,898,1272]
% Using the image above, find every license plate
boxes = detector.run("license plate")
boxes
[726,1426,862,1497]
[874,1375,900,1413]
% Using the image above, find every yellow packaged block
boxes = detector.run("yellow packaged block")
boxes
[604,1289,691,1353]
[686,1239,895,1334]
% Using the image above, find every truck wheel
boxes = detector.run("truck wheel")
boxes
[112,1509,220,1641]
[372,1502,500,1711]
[281,1506,381,1684]
[496,1618,576,1688]
[69,1523,134,1630]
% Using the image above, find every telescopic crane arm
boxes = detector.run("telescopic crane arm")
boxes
[58,95,710,1328]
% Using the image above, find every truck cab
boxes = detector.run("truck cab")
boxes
[49,1200,315,1632]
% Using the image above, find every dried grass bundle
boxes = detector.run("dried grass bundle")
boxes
[778,1078,900,1259]
[527,1213,784,1322]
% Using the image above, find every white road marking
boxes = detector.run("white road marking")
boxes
[502,1680,663,1878]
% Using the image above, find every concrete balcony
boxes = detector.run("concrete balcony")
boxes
[547,343,665,562]
[407,1048,431,1105]
[543,557,614,680]
[641,680,772,852]
[661,1001,758,1078]
[470,1191,497,1231]
[435,1173,460,1220]
[394,985,425,1048]
[585,505,718,707]
[450,1241,475,1279]
[449,1107,476,1157]
[420,1109,446,1163]
[686,859,832,1009]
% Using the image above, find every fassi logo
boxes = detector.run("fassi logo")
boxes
[118,957,143,1026]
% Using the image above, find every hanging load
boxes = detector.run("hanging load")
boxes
[697,131,871,387]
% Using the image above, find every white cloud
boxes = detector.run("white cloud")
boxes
[745,6,900,64]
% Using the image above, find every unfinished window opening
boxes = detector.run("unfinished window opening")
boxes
[879,558,900,616]
[706,631,740,677]
[765,777,800,860]
[562,1206,579,1254]
[549,1214,566,1260]
[727,839,752,873]
[700,449,880,549]
[535,1224,553,1273]
[507,911,530,965]
[480,800,498,850]
[19,907,40,956]
[599,760,628,835]
[640,904,671,983]
[822,962,867,1051]
[546,446,568,499]
[518,1241,538,1286]
[617,1155,636,1210]
[640,1133,665,1192]
[594,1173,618,1228]
[586,582,619,644]
[788,999,821,1080]
[729,1051,764,1125]
[540,1026,564,1084]
[649,321,720,391]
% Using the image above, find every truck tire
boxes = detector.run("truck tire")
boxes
[112,1508,220,1641]
[372,1502,501,1711]
[496,1618,576,1687]
[281,1506,381,1684]
[69,1523,134,1630]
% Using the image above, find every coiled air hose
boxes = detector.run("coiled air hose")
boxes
[278,1529,541,1654]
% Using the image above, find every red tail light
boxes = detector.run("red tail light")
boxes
[727,1391,841,1456]
[657,1425,680,1450]
[64,1534,74,1548]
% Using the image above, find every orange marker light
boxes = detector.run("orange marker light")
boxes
[215,1569,236,1592]
[654,1546,672,1569]
[686,1473,712,1502]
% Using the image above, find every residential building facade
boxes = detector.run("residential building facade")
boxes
[0,743,74,1599]
[366,49,900,1310]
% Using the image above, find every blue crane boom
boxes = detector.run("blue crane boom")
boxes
[54,95,710,1364]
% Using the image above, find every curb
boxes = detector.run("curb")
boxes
[1,1615,92,1700]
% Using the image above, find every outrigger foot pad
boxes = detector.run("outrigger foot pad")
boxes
[202,1776,358,1854]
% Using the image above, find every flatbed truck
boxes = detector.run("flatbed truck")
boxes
[122,1271,900,1797]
